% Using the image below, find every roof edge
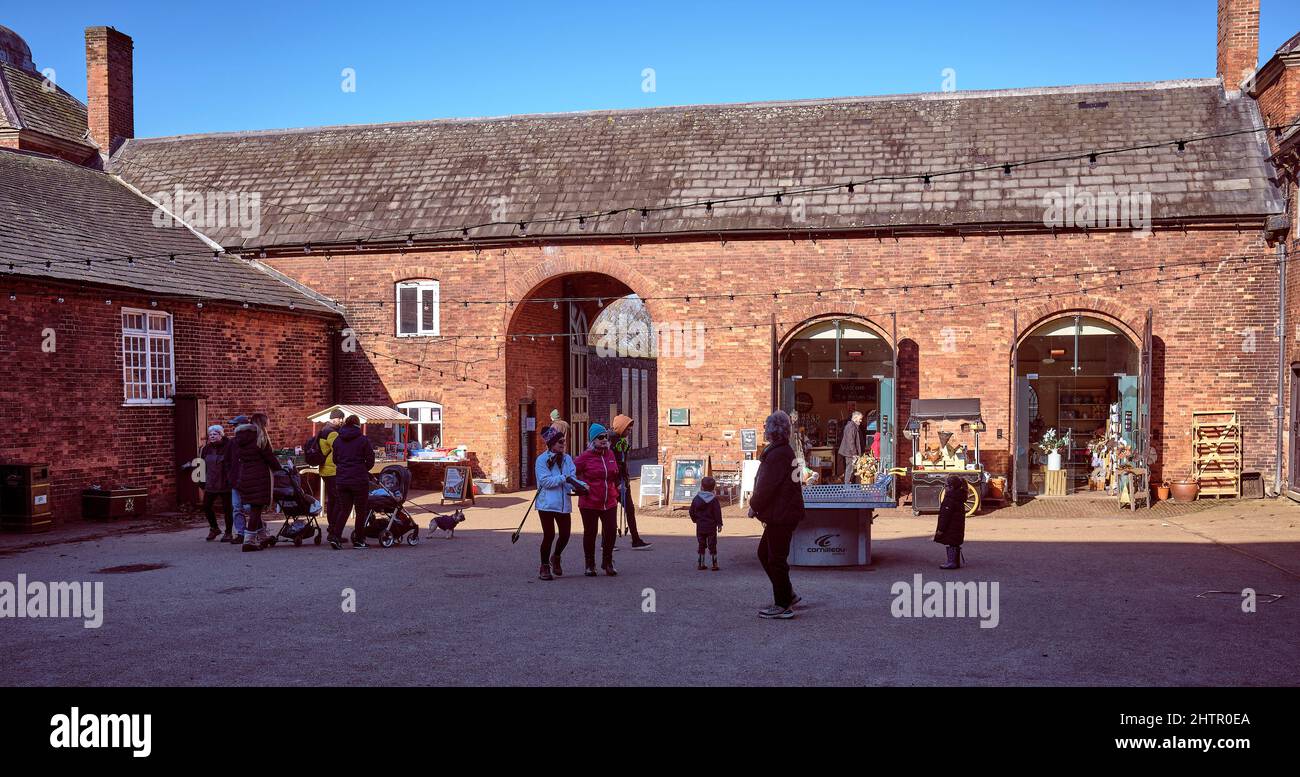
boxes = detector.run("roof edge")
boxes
[117,78,1226,148]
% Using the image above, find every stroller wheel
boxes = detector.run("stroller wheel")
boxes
[293,536,303,547]
[380,530,395,548]
[313,528,322,546]
[405,530,419,546]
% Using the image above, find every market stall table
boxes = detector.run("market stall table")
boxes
[789,479,896,567]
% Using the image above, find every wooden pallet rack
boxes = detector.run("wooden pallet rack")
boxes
[1192,410,1241,499]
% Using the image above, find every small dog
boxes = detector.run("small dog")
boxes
[429,510,466,539]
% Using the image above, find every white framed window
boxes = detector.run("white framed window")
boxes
[122,308,175,405]
[395,280,440,337]
[398,400,443,448]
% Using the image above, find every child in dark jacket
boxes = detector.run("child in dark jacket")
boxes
[935,473,968,569]
[689,476,724,571]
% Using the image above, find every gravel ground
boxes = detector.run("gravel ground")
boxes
[1,492,1296,686]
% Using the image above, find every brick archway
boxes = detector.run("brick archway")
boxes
[1015,295,1143,348]
[778,311,896,350]
[506,254,664,332]
[502,259,660,491]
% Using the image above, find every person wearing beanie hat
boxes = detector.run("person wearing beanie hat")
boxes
[574,423,621,576]
[547,409,569,442]
[533,426,586,581]
[609,414,651,549]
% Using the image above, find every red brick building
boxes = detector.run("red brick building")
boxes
[7,1,1300,512]
[0,26,340,520]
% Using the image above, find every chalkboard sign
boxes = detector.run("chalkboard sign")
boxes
[740,429,758,452]
[670,457,709,504]
[640,465,663,497]
[442,464,473,503]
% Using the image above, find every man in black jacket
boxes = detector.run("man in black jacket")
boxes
[748,410,806,619]
[328,415,376,549]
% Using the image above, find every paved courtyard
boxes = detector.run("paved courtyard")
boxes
[1,493,1297,686]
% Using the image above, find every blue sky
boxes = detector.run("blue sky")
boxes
[6,0,1300,137]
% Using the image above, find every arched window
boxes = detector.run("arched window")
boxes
[395,279,439,337]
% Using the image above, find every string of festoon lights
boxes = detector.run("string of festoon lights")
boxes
[329,248,1287,312]
[324,253,1284,383]
[3,246,1287,337]
[3,117,1295,272]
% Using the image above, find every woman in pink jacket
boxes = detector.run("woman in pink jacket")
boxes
[574,423,621,577]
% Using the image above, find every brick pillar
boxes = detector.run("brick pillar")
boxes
[1217,0,1260,90]
[85,26,133,156]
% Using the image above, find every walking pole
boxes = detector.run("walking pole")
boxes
[510,489,541,544]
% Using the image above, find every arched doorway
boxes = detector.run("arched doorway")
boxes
[1012,312,1150,496]
[778,316,896,480]
[504,272,656,490]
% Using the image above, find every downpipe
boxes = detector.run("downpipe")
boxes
[1274,242,1287,497]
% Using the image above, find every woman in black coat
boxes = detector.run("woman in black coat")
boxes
[327,415,376,549]
[748,410,806,619]
[229,413,280,551]
[198,425,233,541]
[935,473,967,569]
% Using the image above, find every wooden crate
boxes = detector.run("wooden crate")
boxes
[1191,410,1240,499]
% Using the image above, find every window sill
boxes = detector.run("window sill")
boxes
[395,332,441,339]
[122,401,175,408]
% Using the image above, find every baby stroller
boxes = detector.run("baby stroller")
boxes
[272,462,324,547]
[352,464,420,548]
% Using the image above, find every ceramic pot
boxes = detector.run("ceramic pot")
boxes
[1169,480,1199,503]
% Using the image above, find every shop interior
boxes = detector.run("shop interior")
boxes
[1015,316,1140,496]
[779,319,895,481]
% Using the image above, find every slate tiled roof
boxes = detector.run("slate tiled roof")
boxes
[0,148,336,313]
[111,79,1283,249]
[0,63,93,149]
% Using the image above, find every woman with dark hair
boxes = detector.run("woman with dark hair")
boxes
[748,410,805,619]
[229,412,280,552]
[935,474,968,569]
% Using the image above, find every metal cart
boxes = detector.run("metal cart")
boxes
[903,398,987,517]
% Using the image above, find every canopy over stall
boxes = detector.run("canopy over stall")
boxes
[907,398,983,424]
[308,405,412,425]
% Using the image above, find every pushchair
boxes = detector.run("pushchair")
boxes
[352,464,420,548]
[272,462,324,547]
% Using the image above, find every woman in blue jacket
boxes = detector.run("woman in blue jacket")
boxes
[534,426,586,580]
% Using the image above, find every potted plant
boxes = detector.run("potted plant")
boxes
[1169,470,1200,503]
[1154,479,1171,501]
[1037,428,1068,471]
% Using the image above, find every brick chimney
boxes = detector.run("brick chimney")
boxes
[1217,0,1260,90]
[85,26,133,156]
